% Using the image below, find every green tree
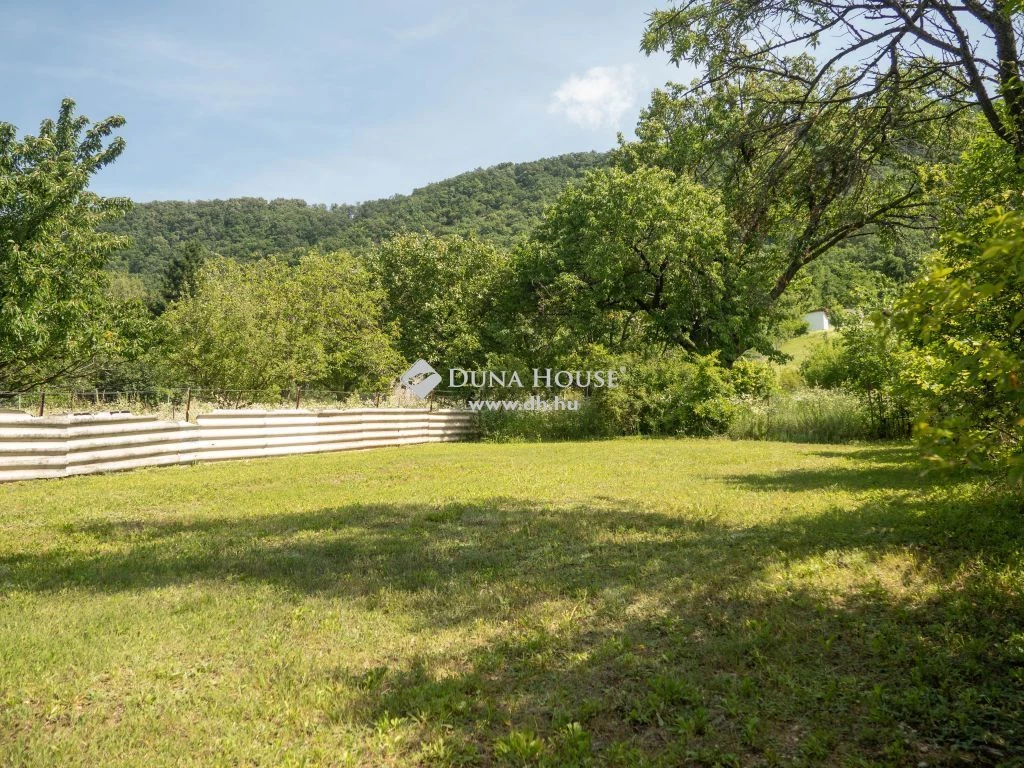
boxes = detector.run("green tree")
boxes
[91,274,158,392]
[616,63,949,358]
[875,128,1024,478]
[800,319,917,437]
[510,166,734,359]
[158,251,400,400]
[158,240,207,311]
[368,233,507,370]
[643,0,1024,158]
[894,209,1024,479]
[0,99,130,391]
[297,250,404,392]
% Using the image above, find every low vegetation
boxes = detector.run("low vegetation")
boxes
[1,440,1021,766]
[727,389,870,443]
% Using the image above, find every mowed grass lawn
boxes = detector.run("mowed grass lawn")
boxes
[1,440,1022,767]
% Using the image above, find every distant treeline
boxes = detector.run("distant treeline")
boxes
[104,151,611,288]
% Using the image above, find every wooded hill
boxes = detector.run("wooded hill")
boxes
[105,151,610,287]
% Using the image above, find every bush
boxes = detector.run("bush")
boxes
[799,338,846,389]
[731,357,779,398]
[894,209,1024,480]
[887,134,1024,481]
[598,352,736,437]
[480,352,738,441]
[798,321,915,439]
[479,351,893,445]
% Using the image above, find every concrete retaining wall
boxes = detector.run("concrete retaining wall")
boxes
[0,408,476,483]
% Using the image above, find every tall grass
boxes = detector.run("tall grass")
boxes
[483,389,876,444]
[728,388,871,443]
[478,401,610,442]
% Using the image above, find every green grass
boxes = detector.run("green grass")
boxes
[777,331,839,371]
[1,440,1022,766]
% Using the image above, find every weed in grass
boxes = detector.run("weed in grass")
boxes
[493,729,546,765]
[417,735,479,767]
[547,721,591,765]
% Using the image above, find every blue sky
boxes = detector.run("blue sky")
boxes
[4,1,690,203]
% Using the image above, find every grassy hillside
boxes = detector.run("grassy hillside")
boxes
[2,439,1020,765]
[777,330,840,370]
[105,151,611,288]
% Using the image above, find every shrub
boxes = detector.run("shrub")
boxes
[798,321,915,439]
[837,322,916,439]
[887,134,1024,481]
[799,338,846,389]
[730,357,779,398]
[480,352,738,440]
[480,351,891,445]
[894,209,1024,480]
[598,352,736,437]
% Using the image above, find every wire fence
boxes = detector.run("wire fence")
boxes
[0,387,474,421]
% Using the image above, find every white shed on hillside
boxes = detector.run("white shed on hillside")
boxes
[803,309,831,332]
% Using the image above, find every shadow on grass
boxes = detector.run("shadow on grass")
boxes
[810,446,924,464]
[1,446,1022,764]
[6,487,1017,598]
[724,446,949,494]
[339,578,1023,766]
[5,499,744,612]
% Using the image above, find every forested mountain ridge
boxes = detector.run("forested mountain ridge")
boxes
[105,151,611,286]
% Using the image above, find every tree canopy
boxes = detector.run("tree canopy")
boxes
[510,167,734,359]
[157,251,400,399]
[643,0,1024,157]
[0,99,131,392]
[103,152,610,289]
[369,233,507,371]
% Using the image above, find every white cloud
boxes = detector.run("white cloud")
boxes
[549,65,636,130]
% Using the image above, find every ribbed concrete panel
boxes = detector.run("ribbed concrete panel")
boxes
[0,408,475,482]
